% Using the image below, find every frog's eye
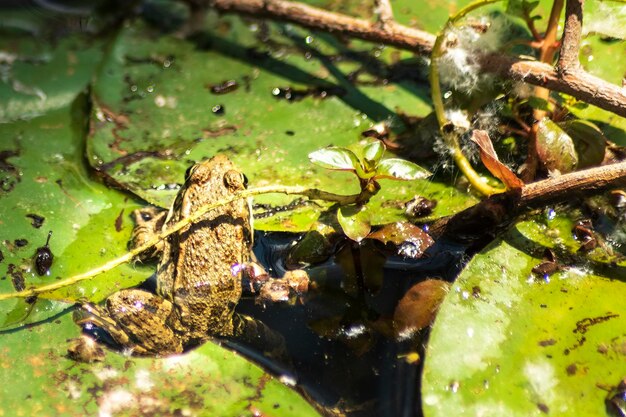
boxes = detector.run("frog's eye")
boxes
[224,170,245,190]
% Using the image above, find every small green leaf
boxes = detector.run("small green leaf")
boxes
[559,119,606,169]
[506,0,540,20]
[375,159,431,181]
[363,140,385,167]
[308,147,361,172]
[536,118,578,173]
[527,96,551,111]
[337,205,371,242]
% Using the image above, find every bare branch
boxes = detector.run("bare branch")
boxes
[557,0,584,73]
[209,0,435,53]
[209,0,626,119]
[479,53,626,118]
[430,161,626,240]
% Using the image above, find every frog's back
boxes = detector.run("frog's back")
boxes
[158,155,251,339]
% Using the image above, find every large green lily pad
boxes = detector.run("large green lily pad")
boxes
[0,311,320,417]
[0,59,320,417]
[422,213,626,416]
[87,13,476,231]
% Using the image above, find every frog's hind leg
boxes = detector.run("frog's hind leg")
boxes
[75,289,183,356]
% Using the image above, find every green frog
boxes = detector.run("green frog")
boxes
[76,155,255,355]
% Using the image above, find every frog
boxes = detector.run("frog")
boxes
[75,155,256,355]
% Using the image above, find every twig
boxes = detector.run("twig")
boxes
[522,0,564,182]
[209,0,435,53]
[208,0,626,118]
[557,0,584,73]
[478,54,626,118]
[430,161,626,239]
[0,185,367,301]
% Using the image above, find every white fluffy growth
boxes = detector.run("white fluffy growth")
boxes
[438,15,509,93]
[584,2,626,39]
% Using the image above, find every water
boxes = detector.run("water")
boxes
[232,231,468,417]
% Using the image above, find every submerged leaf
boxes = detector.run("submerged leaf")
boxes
[536,118,578,173]
[375,158,431,181]
[393,279,450,339]
[470,130,524,189]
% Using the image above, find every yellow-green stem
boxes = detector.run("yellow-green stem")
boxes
[0,185,368,302]
[429,0,506,196]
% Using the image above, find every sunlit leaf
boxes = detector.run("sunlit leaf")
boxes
[422,214,626,417]
[337,205,371,242]
[559,119,606,168]
[362,140,385,168]
[375,159,431,181]
[0,313,321,417]
[536,117,578,173]
[470,130,524,189]
[308,147,361,172]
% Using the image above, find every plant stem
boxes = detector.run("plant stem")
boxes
[523,0,565,181]
[0,185,369,302]
[429,0,506,196]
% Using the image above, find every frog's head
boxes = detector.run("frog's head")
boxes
[184,154,247,194]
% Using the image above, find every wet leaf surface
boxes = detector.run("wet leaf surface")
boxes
[0,312,319,417]
[422,213,626,417]
[87,16,473,231]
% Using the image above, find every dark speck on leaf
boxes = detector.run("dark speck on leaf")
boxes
[212,104,225,115]
[208,80,239,94]
[115,208,124,232]
[285,130,295,136]
[14,239,28,247]
[538,339,557,347]
[34,231,54,276]
[8,264,25,292]
[566,363,577,375]
[537,403,549,413]
[405,196,437,217]
[0,249,3,263]
[26,213,45,228]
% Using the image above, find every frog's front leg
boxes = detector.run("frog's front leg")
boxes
[74,289,183,356]
[129,207,167,262]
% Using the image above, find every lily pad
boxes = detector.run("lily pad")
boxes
[0,311,320,417]
[422,213,626,416]
[86,14,475,232]
[0,103,152,320]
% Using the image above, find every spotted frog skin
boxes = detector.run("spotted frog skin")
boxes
[76,155,253,355]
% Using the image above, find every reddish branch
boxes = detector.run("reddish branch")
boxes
[209,0,435,53]
[430,161,626,239]
[208,0,626,119]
